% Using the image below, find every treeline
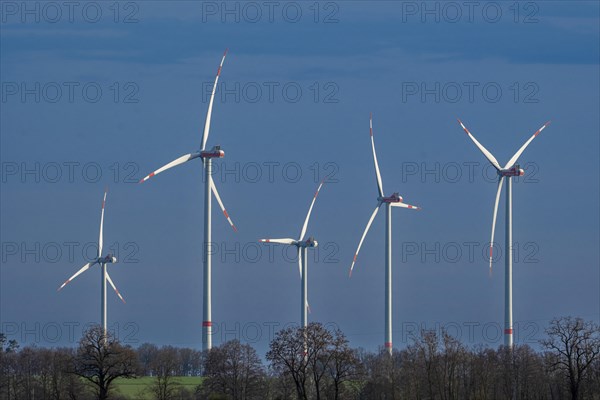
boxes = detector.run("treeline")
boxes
[1,316,599,400]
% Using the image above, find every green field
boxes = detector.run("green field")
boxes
[113,376,202,399]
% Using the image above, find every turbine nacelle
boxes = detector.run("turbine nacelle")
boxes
[499,164,524,177]
[201,145,225,159]
[298,237,318,248]
[99,254,117,264]
[379,192,403,203]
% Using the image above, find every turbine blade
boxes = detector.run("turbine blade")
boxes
[349,203,381,276]
[458,119,501,171]
[489,176,505,271]
[504,121,551,169]
[259,238,297,245]
[98,189,107,258]
[139,153,201,183]
[307,301,311,314]
[57,262,95,291]
[299,181,325,241]
[201,49,228,151]
[390,202,421,210]
[210,177,237,232]
[106,271,126,303]
[370,113,384,197]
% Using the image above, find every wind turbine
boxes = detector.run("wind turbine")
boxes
[139,49,237,351]
[58,189,125,338]
[259,181,325,329]
[349,114,421,355]
[458,118,550,347]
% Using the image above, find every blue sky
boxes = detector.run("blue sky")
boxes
[1,1,599,354]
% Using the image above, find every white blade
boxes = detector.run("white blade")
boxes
[458,119,501,171]
[106,271,126,304]
[139,153,201,183]
[349,203,381,276]
[390,202,421,210]
[201,49,228,151]
[98,190,107,258]
[57,262,96,291]
[259,238,297,245]
[489,176,505,271]
[210,177,237,232]
[298,181,325,241]
[298,247,302,279]
[504,121,551,169]
[370,113,384,197]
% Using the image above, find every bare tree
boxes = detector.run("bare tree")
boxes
[0,334,19,399]
[177,347,203,376]
[267,327,309,400]
[137,343,159,376]
[359,348,403,399]
[150,346,181,400]
[541,316,600,400]
[268,323,363,400]
[305,323,334,400]
[71,325,138,400]
[202,339,266,400]
[325,329,361,400]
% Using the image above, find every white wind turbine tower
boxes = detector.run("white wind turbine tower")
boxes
[260,181,325,329]
[58,189,125,337]
[140,49,237,351]
[458,118,550,347]
[349,114,421,356]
